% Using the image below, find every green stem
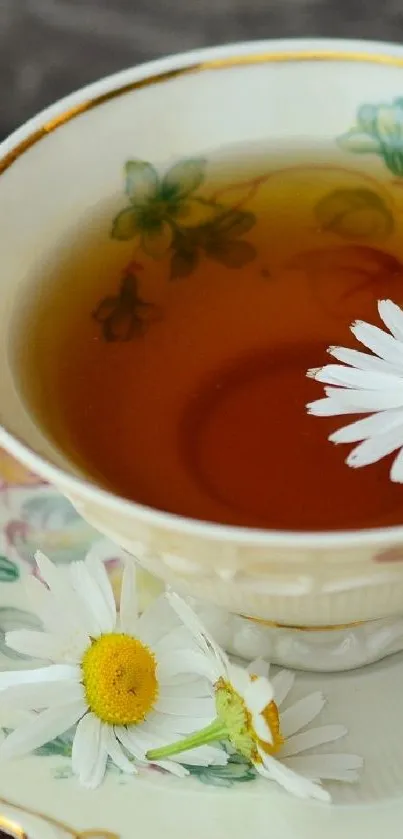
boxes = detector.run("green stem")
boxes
[146,717,228,761]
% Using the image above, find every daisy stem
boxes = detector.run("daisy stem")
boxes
[146,717,228,761]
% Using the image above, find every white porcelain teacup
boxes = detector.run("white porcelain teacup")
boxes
[2,38,403,671]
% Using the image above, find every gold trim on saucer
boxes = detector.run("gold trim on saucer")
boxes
[241,614,366,631]
[0,797,119,839]
[2,49,403,176]
[0,813,27,838]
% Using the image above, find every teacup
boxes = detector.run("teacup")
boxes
[2,38,403,671]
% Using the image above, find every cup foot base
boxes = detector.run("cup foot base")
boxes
[191,601,403,671]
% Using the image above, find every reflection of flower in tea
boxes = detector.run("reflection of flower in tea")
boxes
[93,268,158,342]
[112,158,218,258]
[290,245,403,320]
[339,98,403,176]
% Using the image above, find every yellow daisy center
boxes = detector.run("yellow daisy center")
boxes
[82,633,158,725]
[215,677,283,762]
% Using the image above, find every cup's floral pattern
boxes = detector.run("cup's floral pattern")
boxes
[339,98,403,176]
[111,156,257,277]
[314,188,393,240]
[112,158,220,256]
[92,265,159,342]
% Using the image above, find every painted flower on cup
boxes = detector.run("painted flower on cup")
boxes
[307,298,403,483]
[339,98,403,176]
[147,594,362,802]
[112,158,218,258]
[0,552,227,787]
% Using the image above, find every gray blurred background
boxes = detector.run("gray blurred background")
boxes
[1,0,403,138]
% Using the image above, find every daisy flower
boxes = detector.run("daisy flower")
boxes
[147,594,362,802]
[307,299,403,482]
[0,551,227,787]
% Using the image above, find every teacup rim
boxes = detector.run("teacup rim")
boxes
[3,35,403,549]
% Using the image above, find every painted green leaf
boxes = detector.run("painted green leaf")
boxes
[315,188,393,240]
[124,160,159,205]
[207,238,256,268]
[162,158,206,200]
[338,131,381,154]
[213,209,256,237]
[185,753,256,787]
[111,207,140,241]
[0,556,19,582]
[34,735,72,757]
[170,247,199,280]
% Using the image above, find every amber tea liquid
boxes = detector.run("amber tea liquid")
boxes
[18,148,403,530]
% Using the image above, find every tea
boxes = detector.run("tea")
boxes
[18,148,403,530]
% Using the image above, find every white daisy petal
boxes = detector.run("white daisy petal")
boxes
[135,596,180,646]
[280,725,347,758]
[171,745,227,766]
[378,299,403,342]
[103,725,137,774]
[0,700,86,759]
[252,712,273,744]
[85,551,117,624]
[166,591,229,668]
[308,364,399,390]
[307,396,366,417]
[142,711,215,736]
[157,679,211,699]
[35,552,85,630]
[152,759,189,777]
[0,679,85,712]
[153,627,202,657]
[280,692,325,739]
[69,561,114,634]
[247,659,270,679]
[323,385,403,412]
[284,753,363,782]
[72,712,101,785]
[351,319,403,365]
[258,750,331,802]
[0,664,80,690]
[328,345,402,374]
[119,560,138,635]
[329,409,403,444]
[85,725,109,789]
[271,670,295,708]
[5,630,66,662]
[115,726,145,761]
[157,650,220,683]
[227,664,251,696]
[391,446,403,482]
[25,574,87,643]
[346,425,403,468]
[153,695,215,717]
[243,677,274,714]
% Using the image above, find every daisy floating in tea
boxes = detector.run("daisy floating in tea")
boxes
[307,298,403,483]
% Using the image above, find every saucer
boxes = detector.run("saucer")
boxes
[0,448,402,839]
